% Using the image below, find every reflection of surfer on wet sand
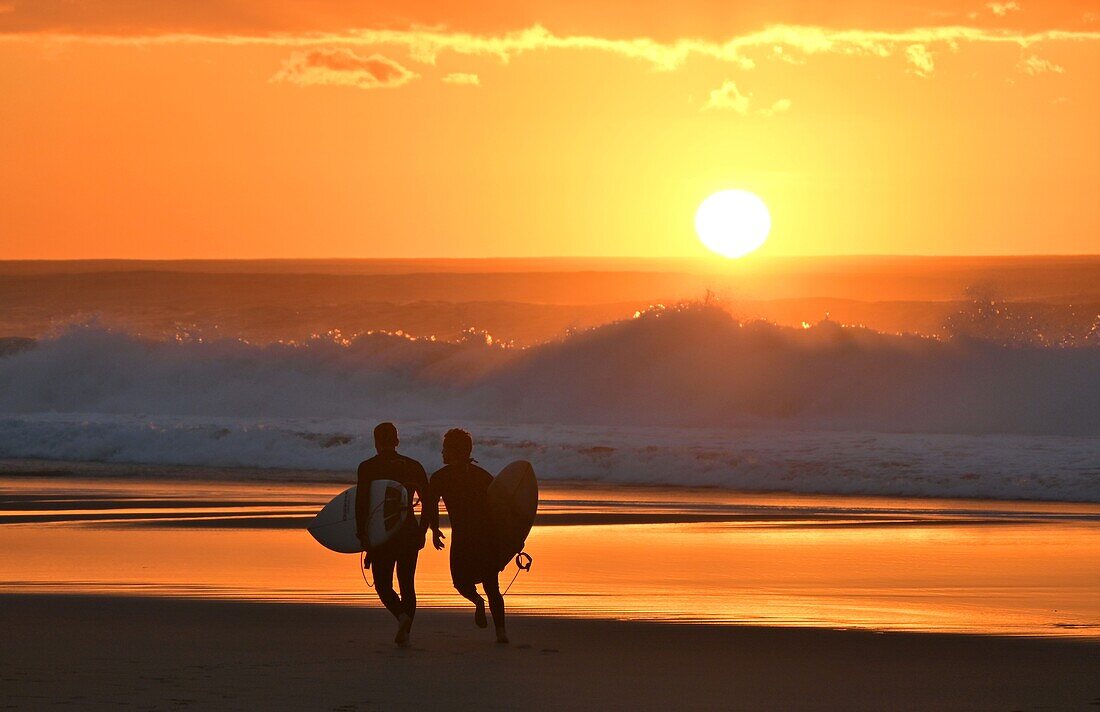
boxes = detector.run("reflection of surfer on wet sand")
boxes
[425,429,538,645]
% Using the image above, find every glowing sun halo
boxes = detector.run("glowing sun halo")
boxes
[694,190,771,258]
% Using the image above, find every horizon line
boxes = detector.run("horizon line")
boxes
[4,253,1100,263]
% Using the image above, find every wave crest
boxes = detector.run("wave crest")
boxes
[1,306,1099,435]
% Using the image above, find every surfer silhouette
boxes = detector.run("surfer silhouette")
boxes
[356,422,430,647]
[425,428,509,644]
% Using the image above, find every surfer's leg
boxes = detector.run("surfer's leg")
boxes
[455,582,483,606]
[483,576,507,643]
[455,582,488,627]
[395,548,418,621]
[372,553,403,619]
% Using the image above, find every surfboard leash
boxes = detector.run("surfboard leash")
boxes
[359,551,375,588]
[503,552,533,595]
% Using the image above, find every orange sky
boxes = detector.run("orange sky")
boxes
[1,0,1099,259]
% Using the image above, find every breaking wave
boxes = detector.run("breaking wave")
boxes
[1,306,1098,500]
[2,305,1097,434]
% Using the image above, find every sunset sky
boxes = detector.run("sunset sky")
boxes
[2,0,1098,259]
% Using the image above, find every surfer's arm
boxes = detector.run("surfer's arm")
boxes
[413,462,434,535]
[425,470,445,549]
[423,484,440,535]
[409,461,431,549]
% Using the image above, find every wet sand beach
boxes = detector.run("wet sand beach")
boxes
[2,474,1098,635]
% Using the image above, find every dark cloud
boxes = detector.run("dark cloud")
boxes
[0,0,526,36]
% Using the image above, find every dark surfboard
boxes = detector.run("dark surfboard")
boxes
[488,460,538,571]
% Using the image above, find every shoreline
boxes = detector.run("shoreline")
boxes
[4,593,1098,711]
[4,457,1100,507]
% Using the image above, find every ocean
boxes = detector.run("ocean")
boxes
[1,257,1098,502]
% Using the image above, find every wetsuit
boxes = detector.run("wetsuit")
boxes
[356,451,430,622]
[425,462,504,627]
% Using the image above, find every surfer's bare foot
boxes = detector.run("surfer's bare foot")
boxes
[394,614,412,646]
[495,627,509,644]
[474,603,488,629]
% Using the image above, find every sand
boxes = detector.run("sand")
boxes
[2,594,1098,711]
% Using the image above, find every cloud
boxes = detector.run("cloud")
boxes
[987,2,1021,17]
[271,49,416,89]
[905,43,935,76]
[1017,53,1064,75]
[760,98,792,117]
[442,72,480,85]
[5,21,1100,80]
[704,81,790,117]
[704,80,752,114]
[772,45,806,65]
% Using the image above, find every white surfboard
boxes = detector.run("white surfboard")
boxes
[308,480,409,553]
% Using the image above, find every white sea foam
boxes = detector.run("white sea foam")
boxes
[0,414,1097,501]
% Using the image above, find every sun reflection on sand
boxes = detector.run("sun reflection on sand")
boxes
[1,477,1098,638]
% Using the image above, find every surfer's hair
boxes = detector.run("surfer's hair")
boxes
[443,428,473,460]
[373,422,398,448]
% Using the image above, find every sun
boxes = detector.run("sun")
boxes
[694,190,771,258]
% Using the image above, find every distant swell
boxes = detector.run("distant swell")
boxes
[1,306,1098,500]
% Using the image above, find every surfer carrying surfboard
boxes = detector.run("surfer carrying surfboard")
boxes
[356,422,431,647]
[424,429,510,644]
